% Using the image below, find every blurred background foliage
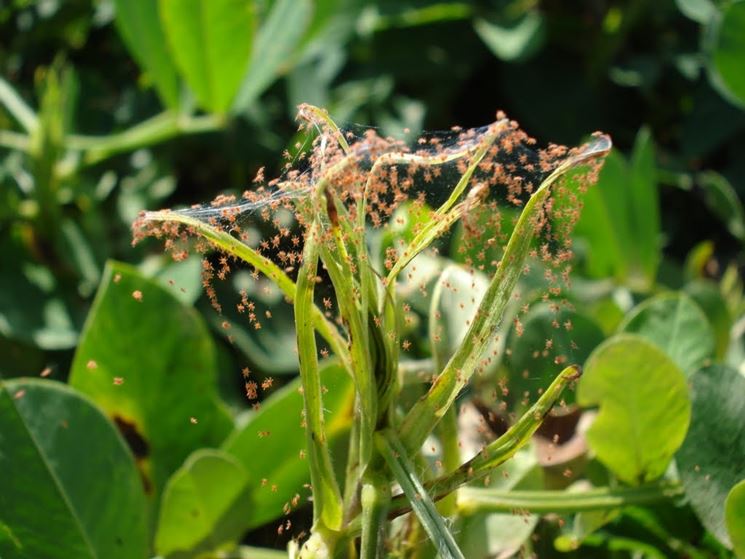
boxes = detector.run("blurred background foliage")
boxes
[1,0,744,377]
[1,0,745,557]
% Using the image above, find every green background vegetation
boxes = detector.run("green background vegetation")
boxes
[1,1,744,558]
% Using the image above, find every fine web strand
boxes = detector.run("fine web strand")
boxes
[162,119,503,233]
[133,110,610,359]
[131,108,610,543]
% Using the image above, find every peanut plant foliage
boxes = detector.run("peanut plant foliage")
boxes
[2,1,745,557]
[1,104,743,559]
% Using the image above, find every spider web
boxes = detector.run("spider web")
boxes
[131,106,610,545]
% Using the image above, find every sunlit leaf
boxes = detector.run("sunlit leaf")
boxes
[69,261,232,500]
[474,11,545,62]
[578,334,691,485]
[221,362,353,529]
[233,0,312,111]
[710,1,745,106]
[156,449,251,557]
[111,0,180,108]
[160,0,255,113]
[675,0,717,24]
[619,292,714,376]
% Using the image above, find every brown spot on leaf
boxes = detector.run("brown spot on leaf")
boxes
[113,415,153,494]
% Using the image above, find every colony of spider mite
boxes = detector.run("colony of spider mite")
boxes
[132,107,605,538]
[135,108,601,376]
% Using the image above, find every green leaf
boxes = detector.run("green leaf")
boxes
[233,0,312,110]
[221,362,353,530]
[675,0,717,24]
[619,292,714,376]
[577,334,691,485]
[726,479,745,558]
[473,11,546,62]
[0,237,80,350]
[0,378,148,559]
[69,261,232,500]
[377,430,466,559]
[677,365,745,547]
[111,0,180,108]
[429,264,503,370]
[697,171,745,244]
[141,254,203,306]
[573,152,631,282]
[458,449,541,558]
[296,0,354,59]
[204,271,298,375]
[160,0,255,113]
[507,302,604,406]
[574,129,660,290]
[711,1,745,106]
[628,127,660,285]
[155,449,251,557]
[684,280,732,359]
[399,135,612,453]
[139,208,351,371]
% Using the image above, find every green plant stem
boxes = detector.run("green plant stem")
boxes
[456,481,684,515]
[140,210,352,374]
[342,410,362,520]
[66,111,225,167]
[295,219,343,533]
[0,130,31,152]
[0,77,38,132]
[430,276,459,516]
[389,365,580,518]
[397,136,612,455]
[453,366,579,478]
[346,364,580,537]
[302,109,389,435]
[359,470,390,559]
[31,66,67,243]
[345,480,683,539]
[385,201,468,287]
[435,121,507,215]
[300,104,351,153]
[435,405,460,516]
[319,242,376,470]
[376,430,466,559]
